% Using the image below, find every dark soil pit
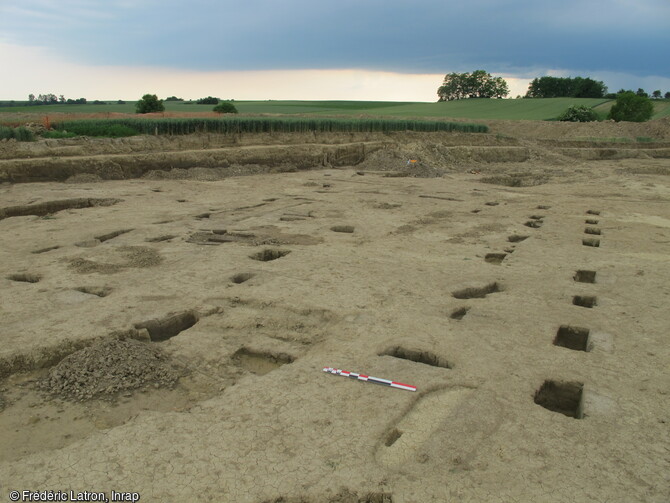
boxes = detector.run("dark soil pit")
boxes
[485,253,507,265]
[586,210,601,215]
[471,209,481,213]
[554,325,591,352]
[582,238,600,247]
[232,348,295,376]
[507,235,529,243]
[331,225,355,233]
[573,295,597,308]
[449,306,470,320]
[250,249,291,262]
[537,205,551,209]
[32,245,61,254]
[529,215,544,220]
[485,202,499,206]
[145,235,177,243]
[134,310,199,342]
[95,229,133,243]
[195,213,211,219]
[380,346,451,369]
[384,428,403,447]
[584,227,602,235]
[585,219,599,225]
[7,273,42,283]
[74,286,112,298]
[574,270,596,283]
[534,380,584,419]
[0,198,120,220]
[524,220,542,228]
[452,282,502,299]
[231,272,255,284]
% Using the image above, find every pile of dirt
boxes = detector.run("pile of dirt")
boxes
[37,338,182,401]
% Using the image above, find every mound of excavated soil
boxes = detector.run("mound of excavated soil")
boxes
[38,338,182,401]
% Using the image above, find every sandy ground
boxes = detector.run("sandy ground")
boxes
[1,130,669,502]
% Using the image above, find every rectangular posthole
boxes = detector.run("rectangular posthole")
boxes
[573,295,597,308]
[534,380,584,419]
[554,325,590,352]
[582,238,600,247]
[574,270,596,283]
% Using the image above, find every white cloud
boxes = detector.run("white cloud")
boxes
[0,42,446,101]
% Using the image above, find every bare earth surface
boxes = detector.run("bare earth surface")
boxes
[1,120,669,502]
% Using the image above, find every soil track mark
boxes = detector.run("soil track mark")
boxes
[231,272,254,284]
[95,229,133,243]
[452,282,502,299]
[449,307,470,320]
[377,388,471,467]
[508,235,529,243]
[485,253,507,265]
[250,249,291,262]
[7,273,41,283]
[74,286,112,298]
[232,348,294,376]
[135,310,199,342]
[380,347,451,369]
[32,245,60,254]
[0,198,120,220]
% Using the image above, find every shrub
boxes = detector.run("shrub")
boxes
[0,126,13,140]
[136,94,164,114]
[608,92,654,122]
[558,105,599,122]
[213,102,238,114]
[0,126,35,141]
[14,127,36,141]
[41,130,77,139]
[53,121,139,137]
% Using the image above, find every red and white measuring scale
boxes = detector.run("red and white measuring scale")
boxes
[323,366,417,392]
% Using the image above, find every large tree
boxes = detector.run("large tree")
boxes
[136,94,165,114]
[608,92,653,122]
[437,70,509,101]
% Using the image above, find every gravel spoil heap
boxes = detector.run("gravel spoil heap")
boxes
[38,338,182,401]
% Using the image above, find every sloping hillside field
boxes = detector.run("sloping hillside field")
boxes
[1,119,669,502]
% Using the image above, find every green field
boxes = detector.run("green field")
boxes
[1,98,669,121]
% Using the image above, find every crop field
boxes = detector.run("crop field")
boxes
[2,98,670,122]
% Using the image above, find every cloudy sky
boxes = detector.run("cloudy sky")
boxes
[1,0,669,101]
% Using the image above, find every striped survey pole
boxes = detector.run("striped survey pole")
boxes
[323,366,417,392]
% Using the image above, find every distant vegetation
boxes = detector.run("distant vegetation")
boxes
[526,76,607,98]
[51,117,489,137]
[196,96,219,105]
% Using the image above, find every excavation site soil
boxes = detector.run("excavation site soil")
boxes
[1,118,669,502]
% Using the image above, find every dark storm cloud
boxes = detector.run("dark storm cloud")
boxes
[1,0,668,77]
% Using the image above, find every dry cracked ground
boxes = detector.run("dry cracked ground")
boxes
[0,126,669,502]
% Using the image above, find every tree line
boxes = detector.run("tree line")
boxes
[437,71,669,101]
